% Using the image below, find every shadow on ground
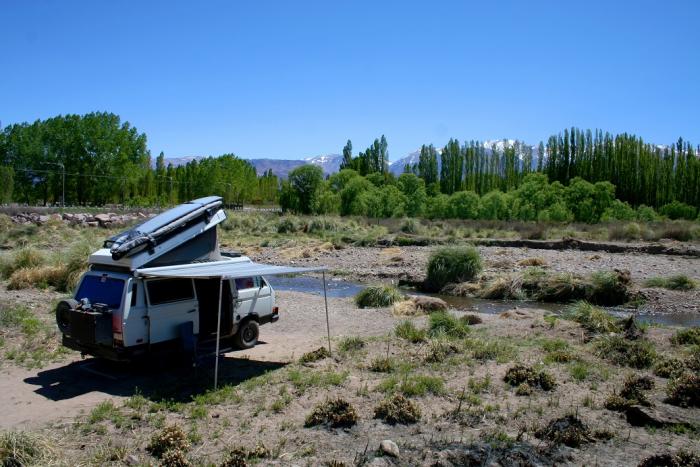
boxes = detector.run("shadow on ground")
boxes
[23,347,287,404]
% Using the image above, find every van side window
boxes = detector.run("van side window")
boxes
[147,279,194,305]
[234,277,262,290]
[130,282,138,306]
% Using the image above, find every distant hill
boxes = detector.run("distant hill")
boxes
[161,141,543,178]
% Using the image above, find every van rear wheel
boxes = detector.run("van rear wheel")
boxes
[233,320,259,349]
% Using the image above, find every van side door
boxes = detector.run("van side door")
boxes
[145,278,199,344]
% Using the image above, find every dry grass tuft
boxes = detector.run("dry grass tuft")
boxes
[374,394,421,425]
[518,257,547,267]
[304,398,358,428]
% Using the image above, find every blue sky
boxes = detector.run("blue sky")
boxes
[2,0,698,160]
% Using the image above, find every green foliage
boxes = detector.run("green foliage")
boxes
[588,270,630,305]
[594,336,656,368]
[354,285,402,308]
[660,201,697,220]
[378,374,445,396]
[424,246,482,292]
[666,373,700,407]
[0,431,51,467]
[645,275,696,291]
[449,191,480,219]
[564,301,619,334]
[286,165,324,214]
[428,311,470,338]
[671,327,700,346]
[299,347,330,363]
[395,320,427,343]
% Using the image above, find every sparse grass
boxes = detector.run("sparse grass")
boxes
[645,275,697,291]
[378,373,445,396]
[287,368,348,392]
[337,336,365,353]
[424,246,482,292]
[594,335,657,369]
[395,320,427,343]
[299,346,331,363]
[423,337,460,363]
[354,285,403,308]
[304,398,358,428]
[542,338,576,364]
[569,362,590,381]
[671,327,700,346]
[369,356,396,373]
[465,337,515,362]
[564,301,619,334]
[428,311,470,338]
[374,393,421,424]
[0,430,53,467]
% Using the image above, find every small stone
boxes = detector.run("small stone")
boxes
[125,454,139,466]
[380,439,400,458]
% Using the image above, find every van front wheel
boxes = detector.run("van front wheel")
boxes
[233,320,259,349]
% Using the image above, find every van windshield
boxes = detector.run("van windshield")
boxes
[75,275,125,309]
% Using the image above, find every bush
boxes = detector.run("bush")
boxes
[645,275,696,291]
[147,425,190,459]
[653,356,686,379]
[424,246,482,292]
[374,394,421,424]
[666,373,700,407]
[660,201,697,220]
[535,415,593,448]
[504,365,556,391]
[564,301,619,334]
[428,311,470,338]
[304,398,358,428]
[671,327,700,346]
[595,336,656,368]
[395,320,426,343]
[354,285,403,308]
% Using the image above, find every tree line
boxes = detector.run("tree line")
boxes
[0,113,278,206]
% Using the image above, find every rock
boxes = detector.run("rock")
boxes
[125,454,139,466]
[380,440,400,458]
[94,213,111,225]
[37,215,50,224]
[137,212,147,218]
[410,295,448,312]
[50,213,62,221]
[368,457,391,466]
[499,308,542,320]
[86,221,99,227]
[625,404,697,427]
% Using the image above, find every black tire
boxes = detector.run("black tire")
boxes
[233,319,259,349]
[56,299,79,333]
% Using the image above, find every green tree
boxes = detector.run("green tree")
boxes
[287,164,323,214]
[397,173,426,217]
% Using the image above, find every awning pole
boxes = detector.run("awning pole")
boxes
[322,270,331,356]
[214,277,223,389]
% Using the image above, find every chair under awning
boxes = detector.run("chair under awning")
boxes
[135,258,330,388]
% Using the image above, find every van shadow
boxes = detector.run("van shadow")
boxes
[23,354,287,403]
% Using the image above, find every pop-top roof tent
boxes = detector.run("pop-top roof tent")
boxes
[137,258,332,389]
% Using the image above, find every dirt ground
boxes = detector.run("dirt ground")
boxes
[1,243,699,466]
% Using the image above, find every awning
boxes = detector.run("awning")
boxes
[135,257,331,389]
[135,258,326,280]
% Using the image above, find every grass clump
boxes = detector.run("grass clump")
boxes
[299,346,330,363]
[503,365,556,392]
[304,398,358,428]
[0,248,44,278]
[533,272,589,303]
[159,449,190,467]
[428,311,470,338]
[564,301,619,334]
[337,336,365,352]
[287,368,348,392]
[653,356,686,379]
[535,415,593,448]
[147,425,190,459]
[603,374,655,410]
[588,270,630,306]
[424,246,482,292]
[395,320,426,343]
[671,327,700,346]
[374,393,421,424]
[369,356,395,373]
[461,314,483,325]
[379,374,445,396]
[424,338,460,363]
[465,337,515,362]
[594,335,656,369]
[638,450,700,467]
[0,430,52,467]
[542,339,575,364]
[666,373,700,408]
[221,443,270,466]
[644,275,696,291]
[354,285,402,308]
[518,257,547,267]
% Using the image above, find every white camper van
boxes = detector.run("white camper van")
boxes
[55,197,279,361]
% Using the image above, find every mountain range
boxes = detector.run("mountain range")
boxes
[160,140,542,178]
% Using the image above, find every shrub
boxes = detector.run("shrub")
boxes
[354,285,402,308]
[424,246,482,292]
[653,356,686,379]
[666,373,700,408]
[618,375,654,406]
[503,365,556,391]
[299,347,330,363]
[395,320,426,343]
[595,336,656,368]
[160,449,190,467]
[587,270,630,306]
[645,275,697,291]
[660,201,697,220]
[369,357,395,373]
[671,327,700,346]
[564,301,619,334]
[304,398,358,428]
[428,311,470,338]
[147,425,190,459]
[639,451,700,467]
[535,415,593,448]
[374,394,421,424]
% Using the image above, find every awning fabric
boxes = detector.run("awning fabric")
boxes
[135,258,325,280]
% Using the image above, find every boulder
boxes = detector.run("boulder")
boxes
[94,213,111,224]
[625,404,697,427]
[410,295,448,312]
[86,221,99,227]
[380,440,400,458]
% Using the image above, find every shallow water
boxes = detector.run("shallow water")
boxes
[268,275,700,327]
